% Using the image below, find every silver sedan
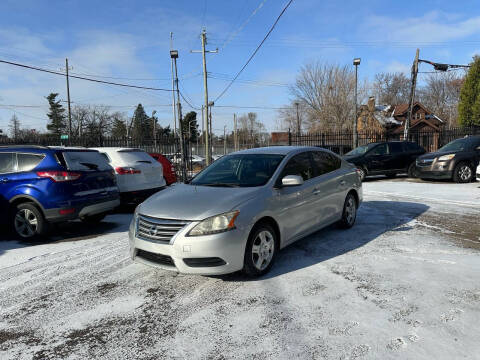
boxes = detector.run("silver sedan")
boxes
[128,146,362,276]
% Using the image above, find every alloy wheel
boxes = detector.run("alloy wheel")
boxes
[251,230,275,271]
[459,165,472,181]
[14,209,38,238]
[345,196,356,226]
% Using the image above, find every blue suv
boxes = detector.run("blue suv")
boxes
[0,146,120,239]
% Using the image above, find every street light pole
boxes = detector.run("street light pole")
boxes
[170,33,177,152]
[353,58,361,148]
[170,49,186,182]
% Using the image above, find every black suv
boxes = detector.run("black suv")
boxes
[343,141,426,181]
[416,136,480,183]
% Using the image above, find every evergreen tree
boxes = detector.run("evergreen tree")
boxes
[131,104,151,139]
[111,114,127,137]
[458,56,480,127]
[181,111,199,141]
[46,93,67,135]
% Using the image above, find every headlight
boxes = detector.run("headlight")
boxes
[187,211,239,236]
[438,154,455,161]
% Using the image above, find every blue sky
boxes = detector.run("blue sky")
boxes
[1,0,480,134]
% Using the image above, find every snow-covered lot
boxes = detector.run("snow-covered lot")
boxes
[1,178,480,360]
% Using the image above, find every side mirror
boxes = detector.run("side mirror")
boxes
[281,175,304,187]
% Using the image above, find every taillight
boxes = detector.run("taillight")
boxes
[37,171,81,182]
[115,167,141,175]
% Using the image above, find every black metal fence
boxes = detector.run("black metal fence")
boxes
[288,127,480,155]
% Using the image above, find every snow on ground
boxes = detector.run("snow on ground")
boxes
[0,178,479,359]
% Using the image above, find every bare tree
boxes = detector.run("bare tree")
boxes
[290,62,356,131]
[418,71,464,128]
[373,72,410,105]
[237,112,265,147]
[8,114,21,140]
[277,101,307,132]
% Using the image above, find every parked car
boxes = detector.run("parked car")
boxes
[343,141,426,181]
[128,146,362,276]
[0,146,120,239]
[416,136,480,183]
[148,153,177,185]
[92,148,166,204]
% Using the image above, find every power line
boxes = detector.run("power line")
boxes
[179,90,201,111]
[213,0,294,102]
[0,59,174,91]
[220,0,268,50]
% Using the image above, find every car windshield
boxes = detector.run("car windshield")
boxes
[190,153,284,187]
[345,143,377,156]
[438,138,470,152]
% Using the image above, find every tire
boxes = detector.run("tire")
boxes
[338,193,357,229]
[243,223,278,277]
[407,162,417,178]
[357,167,366,182]
[80,212,107,223]
[12,202,48,239]
[453,162,474,183]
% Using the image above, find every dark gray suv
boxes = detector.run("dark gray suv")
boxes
[416,136,480,183]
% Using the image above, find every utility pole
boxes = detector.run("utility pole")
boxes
[294,102,300,134]
[223,125,227,155]
[208,101,214,156]
[405,49,419,140]
[234,113,238,151]
[65,58,72,143]
[191,28,218,166]
[170,33,177,153]
[170,49,187,182]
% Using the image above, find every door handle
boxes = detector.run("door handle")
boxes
[1,178,9,183]
[313,188,321,195]
[339,180,346,186]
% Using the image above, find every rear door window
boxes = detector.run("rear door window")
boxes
[279,152,314,182]
[62,151,112,171]
[0,153,16,174]
[311,151,341,176]
[17,153,45,172]
[389,142,403,154]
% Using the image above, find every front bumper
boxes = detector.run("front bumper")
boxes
[128,217,247,275]
[415,159,453,179]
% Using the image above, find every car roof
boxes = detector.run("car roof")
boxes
[91,147,144,152]
[233,146,329,155]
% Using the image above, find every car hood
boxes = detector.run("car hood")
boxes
[418,150,462,160]
[138,183,261,220]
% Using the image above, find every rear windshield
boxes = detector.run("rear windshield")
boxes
[117,150,154,164]
[62,151,112,171]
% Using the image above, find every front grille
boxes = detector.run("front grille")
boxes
[416,158,434,167]
[136,215,189,243]
[136,249,174,266]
